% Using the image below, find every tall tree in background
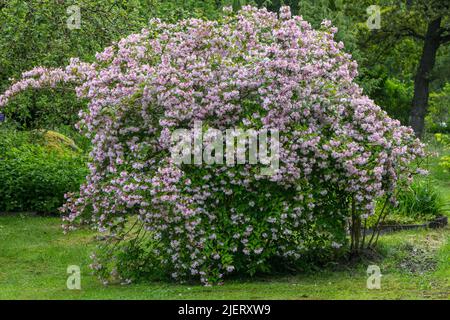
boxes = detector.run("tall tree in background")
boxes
[409,1,450,137]
[361,0,450,137]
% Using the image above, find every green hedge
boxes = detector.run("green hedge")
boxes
[0,129,88,213]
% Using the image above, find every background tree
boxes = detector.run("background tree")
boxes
[356,0,450,138]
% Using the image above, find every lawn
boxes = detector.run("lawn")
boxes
[0,214,448,300]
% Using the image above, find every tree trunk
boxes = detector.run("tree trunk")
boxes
[350,198,361,253]
[410,17,441,138]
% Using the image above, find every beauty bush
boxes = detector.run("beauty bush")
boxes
[0,6,425,284]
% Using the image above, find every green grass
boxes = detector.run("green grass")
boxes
[0,215,448,300]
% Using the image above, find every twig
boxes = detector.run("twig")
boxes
[367,196,389,248]
[360,218,367,250]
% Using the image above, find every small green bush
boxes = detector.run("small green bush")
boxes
[375,78,413,126]
[426,83,450,134]
[393,180,445,220]
[440,155,450,172]
[433,133,450,172]
[0,129,88,213]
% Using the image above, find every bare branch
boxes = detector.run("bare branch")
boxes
[440,34,450,44]
[398,27,425,40]
[440,27,450,44]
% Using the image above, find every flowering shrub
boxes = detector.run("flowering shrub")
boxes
[0,6,425,284]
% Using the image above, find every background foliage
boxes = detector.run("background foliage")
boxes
[0,128,88,213]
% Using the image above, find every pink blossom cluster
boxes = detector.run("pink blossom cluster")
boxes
[0,6,424,284]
